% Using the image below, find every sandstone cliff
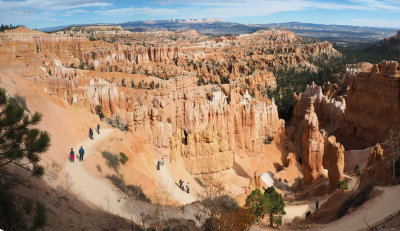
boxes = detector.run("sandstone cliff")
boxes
[343,60,400,149]
[170,125,233,180]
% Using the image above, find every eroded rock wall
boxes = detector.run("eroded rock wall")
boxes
[344,61,400,148]
[170,125,233,179]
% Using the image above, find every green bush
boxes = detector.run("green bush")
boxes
[95,105,104,119]
[338,180,349,192]
[119,152,128,165]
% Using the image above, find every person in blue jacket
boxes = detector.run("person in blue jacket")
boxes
[79,146,85,162]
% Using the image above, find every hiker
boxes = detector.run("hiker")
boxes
[181,181,185,191]
[97,123,100,134]
[89,128,94,139]
[161,157,164,166]
[157,161,160,170]
[186,182,190,194]
[69,148,75,163]
[179,179,182,189]
[79,146,85,162]
[315,200,319,210]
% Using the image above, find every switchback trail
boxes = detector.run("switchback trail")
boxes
[156,161,197,205]
[65,129,140,222]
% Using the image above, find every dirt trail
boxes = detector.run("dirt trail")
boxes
[65,128,141,222]
[156,161,197,205]
[283,175,359,222]
[323,185,400,231]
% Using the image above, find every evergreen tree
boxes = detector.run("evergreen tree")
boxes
[0,88,50,178]
[245,186,286,227]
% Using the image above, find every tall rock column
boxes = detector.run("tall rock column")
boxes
[302,100,325,184]
[323,135,345,190]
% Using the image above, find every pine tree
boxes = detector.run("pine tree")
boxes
[0,88,50,178]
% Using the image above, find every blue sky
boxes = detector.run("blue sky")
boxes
[1,0,400,29]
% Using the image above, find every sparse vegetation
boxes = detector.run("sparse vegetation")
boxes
[337,182,375,218]
[0,24,22,32]
[119,152,128,165]
[101,151,120,172]
[338,180,349,192]
[33,202,47,230]
[95,105,104,119]
[106,117,128,131]
[106,174,151,203]
[354,164,361,176]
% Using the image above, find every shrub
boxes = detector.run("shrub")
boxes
[95,105,104,119]
[119,152,128,165]
[33,202,47,230]
[101,151,120,172]
[337,182,375,218]
[338,180,349,192]
[354,164,361,176]
[106,175,151,203]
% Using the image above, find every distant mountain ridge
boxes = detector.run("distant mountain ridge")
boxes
[40,20,398,43]
[365,30,400,56]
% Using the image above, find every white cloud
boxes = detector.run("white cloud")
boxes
[0,0,113,11]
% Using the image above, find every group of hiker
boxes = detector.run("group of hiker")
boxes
[69,124,101,162]
[156,157,164,170]
[69,146,85,162]
[89,124,101,140]
[179,179,190,194]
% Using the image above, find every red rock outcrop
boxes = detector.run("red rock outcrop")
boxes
[274,152,303,184]
[361,144,392,186]
[302,102,325,184]
[323,135,345,190]
[343,60,400,149]
[170,125,233,179]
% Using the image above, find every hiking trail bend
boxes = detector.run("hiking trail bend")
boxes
[65,128,140,221]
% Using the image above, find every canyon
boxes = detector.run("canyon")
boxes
[0,25,399,230]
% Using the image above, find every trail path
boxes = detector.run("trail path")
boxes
[156,161,197,204]
[65,129,140,221]
[323,185,400,231]
[283,175,359,222]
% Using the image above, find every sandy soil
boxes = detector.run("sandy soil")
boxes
[65,128,143,223]
[156,160,197,204]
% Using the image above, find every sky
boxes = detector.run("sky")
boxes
[0,0,400,29]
